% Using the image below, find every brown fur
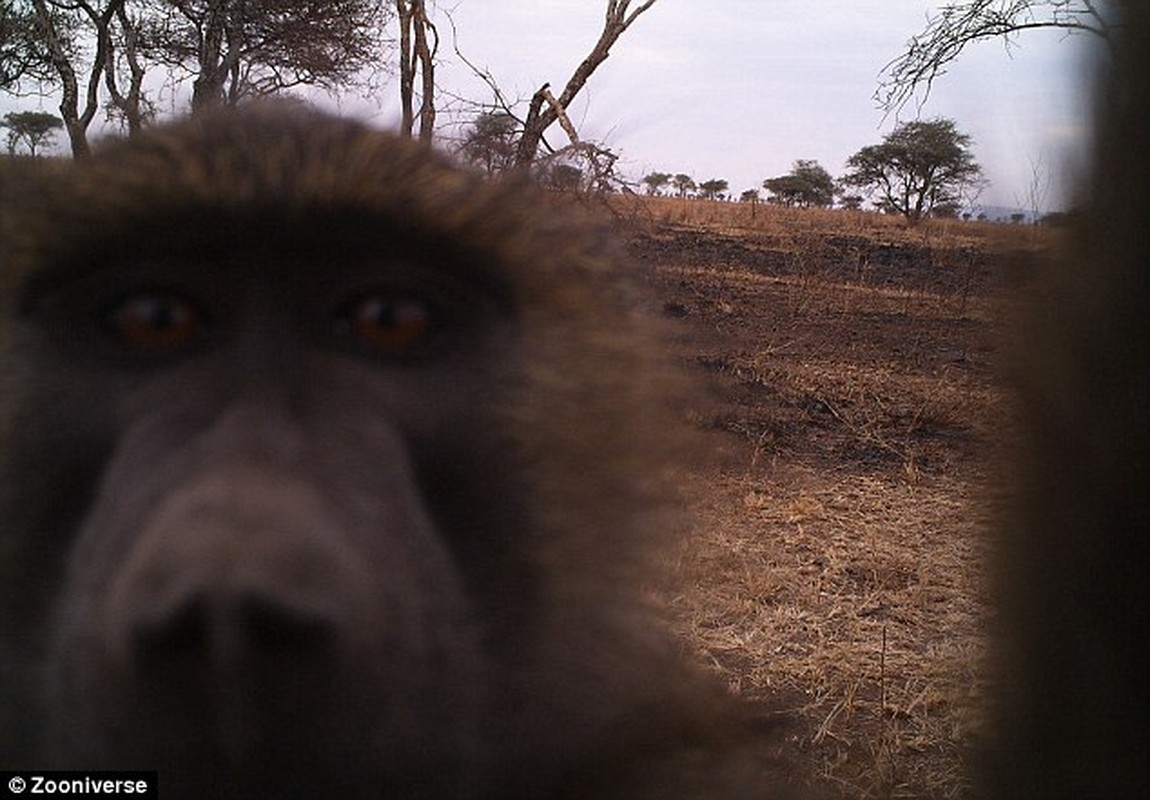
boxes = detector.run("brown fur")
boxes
[984,4,1150,797]
[0,107,766,799]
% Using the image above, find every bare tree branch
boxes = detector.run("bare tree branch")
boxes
[441,7,521,125]
[0,2,58,89]
[102,2,150,135]
[877,0,1118,116]
[515,0,657,167]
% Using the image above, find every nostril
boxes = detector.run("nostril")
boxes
[130,593,212,660]
[127,590,338,665]
[239,595,338,654]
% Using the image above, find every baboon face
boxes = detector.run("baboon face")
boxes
[0,108,682,799]
[26,240,509,794]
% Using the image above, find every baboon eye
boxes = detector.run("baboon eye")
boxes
[337,293,434,355]
[106,293,204,352]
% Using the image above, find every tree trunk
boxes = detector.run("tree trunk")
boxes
[412,1,435,143]
[396,0,435,141]
[103,4,147,136]
[397,0,414,136]
[514,0,657,167]
[191,1,229,111]
[31,0,122,157]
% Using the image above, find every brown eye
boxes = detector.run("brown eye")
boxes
[342,294,433,354]
[107,293,203,351]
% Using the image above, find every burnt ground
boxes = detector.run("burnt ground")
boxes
[624,205,1045,798]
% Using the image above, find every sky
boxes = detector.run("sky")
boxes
[4,1,1105,213]
[413,0,1103,213]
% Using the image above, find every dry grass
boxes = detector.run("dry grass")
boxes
[616,194,1055,254]
[674,470,993,798]
[628,197,1050,798]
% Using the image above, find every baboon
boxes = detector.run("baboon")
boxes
[0,108,762,799]
[5,8,1148,799]
[985,3,1149,798]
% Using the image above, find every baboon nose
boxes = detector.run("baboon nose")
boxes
[106,468,367,674]
[110,577,354,761]
[128,588,340,667]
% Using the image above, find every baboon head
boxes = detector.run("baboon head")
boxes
[0,106,735,799]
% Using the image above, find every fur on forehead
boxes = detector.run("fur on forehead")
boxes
[11,104,633,316]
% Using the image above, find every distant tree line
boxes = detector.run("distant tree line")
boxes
[641,117,987,224]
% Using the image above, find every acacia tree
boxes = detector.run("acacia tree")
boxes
[763,160,835,208]
[4,0,658,166]
[0,0,390,154]
[1,0,154,146]
[641,171,671,195]
[459,111,518,174]
[2,109,62,155]
[0,0,135,157]
[104,1,150,135]
[0,2,57,90]
[142,0,387,111]
[671,173,695,197]
[842,118,984,222]
[838,192,865,211]
[697,178,728,200]
[878,0,1117,113]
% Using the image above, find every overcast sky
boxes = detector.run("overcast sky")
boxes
[410,0,1102,212]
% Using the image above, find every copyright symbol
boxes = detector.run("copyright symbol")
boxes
[7,776,26,794]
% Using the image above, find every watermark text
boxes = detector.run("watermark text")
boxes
[2,773,156,799]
